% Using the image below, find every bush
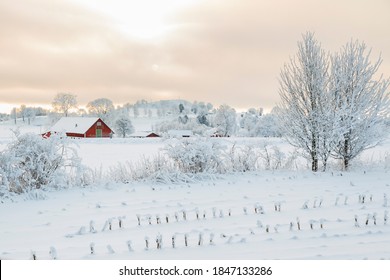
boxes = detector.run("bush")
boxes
[229,144,259,172]
[164,138,227,173]
[0,132,90,193]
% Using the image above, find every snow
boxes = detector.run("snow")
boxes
[49,117,100,134]
[168,130,193,137]
[0,119,389,260]
[0,171,389,260]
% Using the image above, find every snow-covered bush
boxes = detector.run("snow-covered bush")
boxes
[229,144,259,172]
[0,132,90,194]
[107,153,182,183]
[164,138,227,173]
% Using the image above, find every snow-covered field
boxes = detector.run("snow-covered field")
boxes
[0,119,389,260]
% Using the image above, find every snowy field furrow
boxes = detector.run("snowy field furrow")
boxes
[1,169,389,259]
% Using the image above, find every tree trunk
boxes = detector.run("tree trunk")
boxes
[343,135,350,171]
[344,157,349,171]
[312,158,318,172]
[322,159,327,172]
[311,135,318,172]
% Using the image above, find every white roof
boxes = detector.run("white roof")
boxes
[50,117,100,134]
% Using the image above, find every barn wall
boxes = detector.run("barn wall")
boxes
[85,119,112,138]
[66,132,85,138]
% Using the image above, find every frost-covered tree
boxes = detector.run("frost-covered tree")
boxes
[187,101,213,126]
[178,114,189,124]
[115,114,134,138]
[278,32,330,172]
[86,98,115,121]
[0,132,87,193]
[20,105,27,122]
[133,105,140,118]
[214,104,238,137]
[240,108,259,135]
[52,93,77,117]
[11,107,17,124]
[17,105,36,125]
[330,40,390,170]
[179,103,185,113]
[255,113,283,138]
[25,107,36,125]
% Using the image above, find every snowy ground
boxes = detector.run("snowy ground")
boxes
[0,119,389,260]
[1,171,389,260]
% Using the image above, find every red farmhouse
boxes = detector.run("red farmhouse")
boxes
[44,117,114,138]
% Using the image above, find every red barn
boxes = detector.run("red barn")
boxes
[43,117,114,138]
[129,131,160,138]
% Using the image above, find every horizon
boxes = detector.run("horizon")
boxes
[1,0,390,115]
[0,99,269,115]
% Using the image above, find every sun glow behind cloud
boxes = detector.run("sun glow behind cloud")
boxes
[77,0,199,40]
[1,0,389,114]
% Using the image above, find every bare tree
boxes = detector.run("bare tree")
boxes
[278,32,330,172]
[115,114,134,138]
[86,98,115,120]
[331,40,390,170]
[11,107,17,124]
[25,107,36,125]
[52,93,77,117]
[20,105,27,122]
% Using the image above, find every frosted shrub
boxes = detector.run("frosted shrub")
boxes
[164,138,227,174]
[228,144,259,172]
[258,142,288,170]
[107,154,182,184]
[0,132,89,194]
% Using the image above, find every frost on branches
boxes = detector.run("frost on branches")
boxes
[164,138,227,173]
[0,132,90,194]
[279,32,330,172]
[331,41,390,170]
[278,32,390,171]
[213,105,238,137]
[115,114,134,138]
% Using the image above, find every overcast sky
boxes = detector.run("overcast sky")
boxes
[1,0,389,113]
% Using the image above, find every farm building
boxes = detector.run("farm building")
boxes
[129,131,160,138]
[43,117,114,138]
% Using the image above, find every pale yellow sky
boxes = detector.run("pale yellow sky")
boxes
[0,0,389,113]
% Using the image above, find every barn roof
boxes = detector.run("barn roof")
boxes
[129,131,160,137]
[50,117,100,134]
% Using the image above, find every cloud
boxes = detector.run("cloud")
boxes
[0,0,389,112]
